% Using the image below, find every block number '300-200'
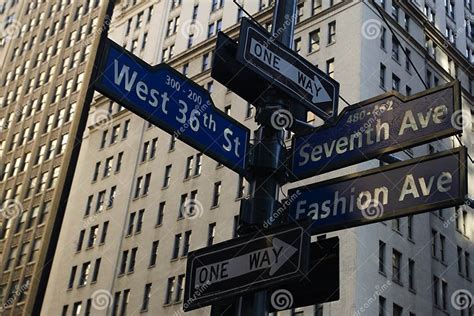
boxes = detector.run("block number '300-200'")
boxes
[166,75,205,132]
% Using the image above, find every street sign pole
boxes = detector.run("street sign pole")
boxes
[238,1,297,315]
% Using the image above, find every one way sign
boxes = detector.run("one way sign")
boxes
[183,224,309,311]
[237,18,339,121]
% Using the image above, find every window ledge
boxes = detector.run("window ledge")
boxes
[392,279,403,287]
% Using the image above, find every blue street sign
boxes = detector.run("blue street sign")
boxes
[95,39,250,174]
[291,82,461,180]
[288,148,467,235]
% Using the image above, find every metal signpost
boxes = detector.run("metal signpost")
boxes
[291,82,461,180]
[237,17,340,121]
[95,39,250,174]
[289,148,467,235]
[183,224,309,311]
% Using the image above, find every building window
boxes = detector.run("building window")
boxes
[393,303,403,316]
[141,283,152,311]
[405,49,411,71]
[378,296,386,316]
[185,156,193,179]
[296,3,304,22]
[208,222,216,246]
[72,302,82,315]
[433,275,440,306]
[392,218,400,232]
[309,29,320,52]
[465,252,471,279]
[129,248,137,272]
[294,37,301,53]
[441,280,448,309]
[176,274,185,302]
[76,230,85,252]
[182,230,192,256]
[326,58,335,78]
[157,202,165,226]
[407,215,413,239]
[392,74,400,91]
[379,241,386,274]
[237,175,246,199]
[178,194,187,219]
[380,26,386,49]
[408,259,415,291]
[119,250,128,275]
[431,229,438,257]
[312,0,322,15]
[202,53,210,71]
[392,38,399,61]
[100,221,109,244]
[150,240,159,267]
[92,258,101,282]
[440,234,446,261]
[392,249,401,283]
[165,277,175,304]
[233,215,239,238]
[88,225,98,248]
[380,63,386,88]
[172,233,181,259]
[328,21,336,44]
[212,181,221,207]
[194,153,202,176]
[68,266,77,289]
[163,165,172,188]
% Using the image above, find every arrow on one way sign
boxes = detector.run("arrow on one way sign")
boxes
[195,238,297,287]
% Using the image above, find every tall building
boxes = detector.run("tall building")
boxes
[40,0,473,315]
[0,0,112,314]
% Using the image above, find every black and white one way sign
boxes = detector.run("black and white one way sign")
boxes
[183,224,309,311]
[237,18,339,121]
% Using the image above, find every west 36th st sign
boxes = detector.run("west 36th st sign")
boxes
[95,39,250,174]
[291,82,461,180]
